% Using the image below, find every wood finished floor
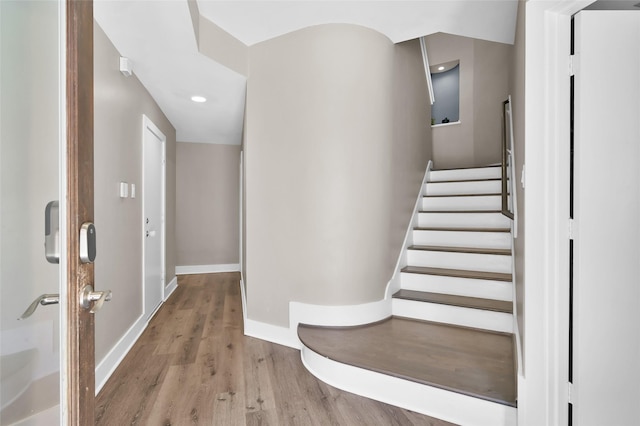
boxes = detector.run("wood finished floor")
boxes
[95,273,454,425]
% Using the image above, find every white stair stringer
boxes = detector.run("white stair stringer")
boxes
[300,345,517,426]
[392,298,513,334]
[400,272,513,301]
[428,166,501,182]
[413,228,511,249]
[406,249,512,274]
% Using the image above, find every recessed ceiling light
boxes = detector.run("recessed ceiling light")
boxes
[191,95,207,103]
[438,66,445,71]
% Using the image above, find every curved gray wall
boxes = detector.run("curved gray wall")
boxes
[244,24,431,326]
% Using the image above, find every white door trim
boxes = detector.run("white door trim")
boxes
[523,2,595,426]
[142,115,166,320]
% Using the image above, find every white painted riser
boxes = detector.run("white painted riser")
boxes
[418,212,511,228]
[412,229,511,249]
[406,250,512,274]
[428,167,501,182]
[392,298,513,333]
[422,195,502,211]
[400,273,513,302]
[425,180,503,196]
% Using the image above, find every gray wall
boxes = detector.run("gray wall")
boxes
[176,142,240,266]
[244,25,431,327]
[427,33,512,169]
[94,22,177,363]
[509,0,525,366]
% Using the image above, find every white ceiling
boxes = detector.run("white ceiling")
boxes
[94,1,519,145]
[197,1,519,46]
[94,0,247,144]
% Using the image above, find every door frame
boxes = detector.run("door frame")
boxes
[522,1,596,426]
[65,0,96,423]
[141,115,166,319]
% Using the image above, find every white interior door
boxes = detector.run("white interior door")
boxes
[0,1,66,423]
[573,10,640,426]
[142,116,165,320]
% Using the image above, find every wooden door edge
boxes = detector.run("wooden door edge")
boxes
[66,0,95,424]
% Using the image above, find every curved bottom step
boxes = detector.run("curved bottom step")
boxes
[300,345,516,426]
[298,318,516,426]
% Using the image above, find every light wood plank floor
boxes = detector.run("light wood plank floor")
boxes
[95,273,454,425]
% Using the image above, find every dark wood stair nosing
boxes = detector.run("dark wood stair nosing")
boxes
[419,209,503,214]
[431,164,501,171]
[426,178,501,184]
[407,245,512,256]
[414,226,511,233]
[424,193,502,198]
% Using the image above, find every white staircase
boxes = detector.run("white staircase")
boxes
[299,164,518,426]
[392,165,515,333]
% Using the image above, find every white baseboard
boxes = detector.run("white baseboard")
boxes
[95,313,148,394]
[164,276,178,300]
[242,299,393,351]
[241,275,391,350]
[301,345,516,426]
[239,274,299,349]
[243,318,299,349]
[175,263,240,275]
[289,299,391,329]
[239,277,247,324]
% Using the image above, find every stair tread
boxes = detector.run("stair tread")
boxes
[415,226,511,233]
[402,265,512,282]
[393,289,513,314]
[298,317,517,407]
[424,193,501,198]
[431,164,501,171]
[419,209,503,214]
[427,178,501,184]
[408,245,511,256]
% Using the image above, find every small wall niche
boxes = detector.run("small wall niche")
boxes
[430,60,460,125]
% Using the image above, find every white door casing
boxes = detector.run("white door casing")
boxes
[142,115,166,321]
[572,10,640,426]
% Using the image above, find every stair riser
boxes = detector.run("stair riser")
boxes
[425,180,502,196]
[406,250,512,274]
[400,273,513,301]
[418,212,511,229]
[429,167,501,182]
[422,195,502,211]
[413,230,511,249]
[392,299,513,333]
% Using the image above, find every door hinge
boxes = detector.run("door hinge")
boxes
[569,54,578,77]
[569,219,576,240]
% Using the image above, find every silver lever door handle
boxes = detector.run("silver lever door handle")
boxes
[19,294,60,320]
[80,285,112,314]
